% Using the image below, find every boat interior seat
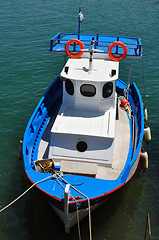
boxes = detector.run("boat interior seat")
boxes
[60,160,97,177]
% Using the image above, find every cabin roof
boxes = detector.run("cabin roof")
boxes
[61,58,119,82]
[52,106,115,138]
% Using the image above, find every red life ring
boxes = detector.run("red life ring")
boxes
[108,41,127,61]
[65,39,84,58]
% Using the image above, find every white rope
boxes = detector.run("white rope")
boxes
[55,172,92,240]
[0,175,52,213]
[75,198,82,240]
[1,172,92,240]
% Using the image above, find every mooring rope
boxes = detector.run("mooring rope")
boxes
[0,175,52,213]
[75,197,82,240]
[0,172,92,240]
[53,173,82,240]
[54,172,92,240]
[141,55,146,103]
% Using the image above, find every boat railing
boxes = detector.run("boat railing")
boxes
[120,82,144,183]
[50,32,142,58]
[23,77,63,171]
[130,82,144,156]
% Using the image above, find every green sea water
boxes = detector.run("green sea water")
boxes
[0,0,159,239]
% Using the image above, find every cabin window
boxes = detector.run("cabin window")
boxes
[65,79,74,96]
[80,84,96,97]
[76,141,88,152]
[103,82,113,98]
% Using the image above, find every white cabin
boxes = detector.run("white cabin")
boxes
[48,58,119,167]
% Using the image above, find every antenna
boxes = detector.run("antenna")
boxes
[78,8,84,40]
[89,37,94,72]
[78,8,81,39]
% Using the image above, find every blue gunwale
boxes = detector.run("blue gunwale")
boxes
[22,76,144,212]
[50,32,142,58]
[118,82,144,183]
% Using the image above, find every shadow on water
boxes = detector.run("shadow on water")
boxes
[91,171,146,240]
[23,169,145,240]
[24,187,67,240]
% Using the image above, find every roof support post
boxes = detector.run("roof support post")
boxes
[128,59,133,86]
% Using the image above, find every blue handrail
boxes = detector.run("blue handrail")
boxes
[119,82,144,183]
[50,32,142,58]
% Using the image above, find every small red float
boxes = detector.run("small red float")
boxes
[121,98,129,107]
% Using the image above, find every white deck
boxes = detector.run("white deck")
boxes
[38,104,130,180]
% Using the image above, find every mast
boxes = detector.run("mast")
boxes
[78,8,84,40]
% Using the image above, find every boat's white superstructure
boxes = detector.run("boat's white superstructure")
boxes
[49,58,119,170]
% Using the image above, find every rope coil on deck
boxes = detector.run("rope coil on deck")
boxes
[119,96,132,119]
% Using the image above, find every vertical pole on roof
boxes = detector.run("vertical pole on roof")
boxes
[128,59,133,86]
[96,33,99,47]
[116,36,119,54]
[89,37,94,72]
[78,8,81,40]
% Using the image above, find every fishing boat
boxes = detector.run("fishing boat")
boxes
[22,14,147,234]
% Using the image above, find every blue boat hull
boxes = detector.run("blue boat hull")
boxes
[22,76,144,232]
